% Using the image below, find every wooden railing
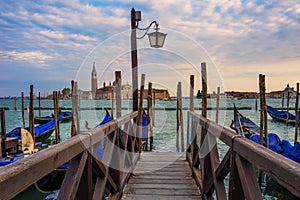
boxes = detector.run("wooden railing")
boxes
[0,111,139,200]
[186,110,300,200]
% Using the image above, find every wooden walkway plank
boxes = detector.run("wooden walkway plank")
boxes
[122,152,201,200]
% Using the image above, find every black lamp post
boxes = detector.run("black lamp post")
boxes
[131,8,167,112]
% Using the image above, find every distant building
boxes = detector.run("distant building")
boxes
[141,88,170,100]
[91,62,98,99]
[121,83,132,99]
[95,82,114,99]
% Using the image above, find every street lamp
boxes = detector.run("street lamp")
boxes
[131,8,167,112]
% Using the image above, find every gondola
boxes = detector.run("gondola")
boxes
[232,105,300,161]
[267,105,300,125]
[34,111,72,124]
[6,115,62,143]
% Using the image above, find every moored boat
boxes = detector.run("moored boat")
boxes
[34,111,72,124]
[267,105,300,125]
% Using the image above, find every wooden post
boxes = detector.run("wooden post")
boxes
[259,74,264,146]
[71,80,77,137]
[295,83,299,145]
[29,85,35,147]
[201,63,208,138]
[131,8,138,113]
[216,86,220,124]
[38,92,41,117]
[255,95,258,111]
[111,90,114,119]
[178,82,184,152]
[258,74,268,187]
[53,91,60,143]
[21,92,25,128]
[115,71,122,118]
[153,91,155,127]
[0,108,6,158]
[148,82,153,151]
[137,74,145,153]
[286,91,290,125]
[176,83,180,152]
[14,97,17,111]
[263,76,268,148]
[187,75,194,148]
[281,92,285,110]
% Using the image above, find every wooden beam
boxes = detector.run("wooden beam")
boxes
[77,152,93,200]
[235,154,262,200]
[57,151,88,200]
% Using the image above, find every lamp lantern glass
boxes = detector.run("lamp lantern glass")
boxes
[147,30,167,48]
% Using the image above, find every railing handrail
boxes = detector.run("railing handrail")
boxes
[0,111,138,199]
[187,110,300,199]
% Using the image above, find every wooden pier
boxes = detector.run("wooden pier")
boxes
[122,152,200,200]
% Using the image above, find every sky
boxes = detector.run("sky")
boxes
[0,0,299,97]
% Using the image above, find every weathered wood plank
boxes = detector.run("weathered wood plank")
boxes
[57,151,88,200]
[122,194,201,200]
[122,152,200,200]
[124,188,199,195]
[125,183,198,190]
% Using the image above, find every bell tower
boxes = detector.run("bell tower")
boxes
[91,62,97,98]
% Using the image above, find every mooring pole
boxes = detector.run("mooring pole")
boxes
[295,83,299,145]
[137,74,145,153]
[216,86,220,124]
[286,91,291,125]
[71,80,76,137]
[38,92,41,117]
[176,82,180,152]
[148,82,153,151]
[21,92,25,128]
[187,75,194,149]
[29,85,35,148]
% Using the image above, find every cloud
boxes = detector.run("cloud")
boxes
[0,50,53,66]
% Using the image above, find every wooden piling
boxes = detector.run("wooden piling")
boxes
[176,84,179,152]
[53,91,60,143]
[147,82,153,151]
[0,108,6,158]
[29,85,35,147]
[286,91,290,125]
[201,63,208,141]
[137,74,145,153]
[21,92,25,128]
[14,97,17,111]
[216,86,220,124]
[38,92,41,117]
[255,95,258,111]
[115,71,122,119]
[187,75,194,148]
[258,74,268,187]
[281,92,285,110]
[259,75,264,146]
[71,80,76,137]
[295,83,299,145]
[176,82,184,152]
[153,91,155,127]
[111,90,114,119]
